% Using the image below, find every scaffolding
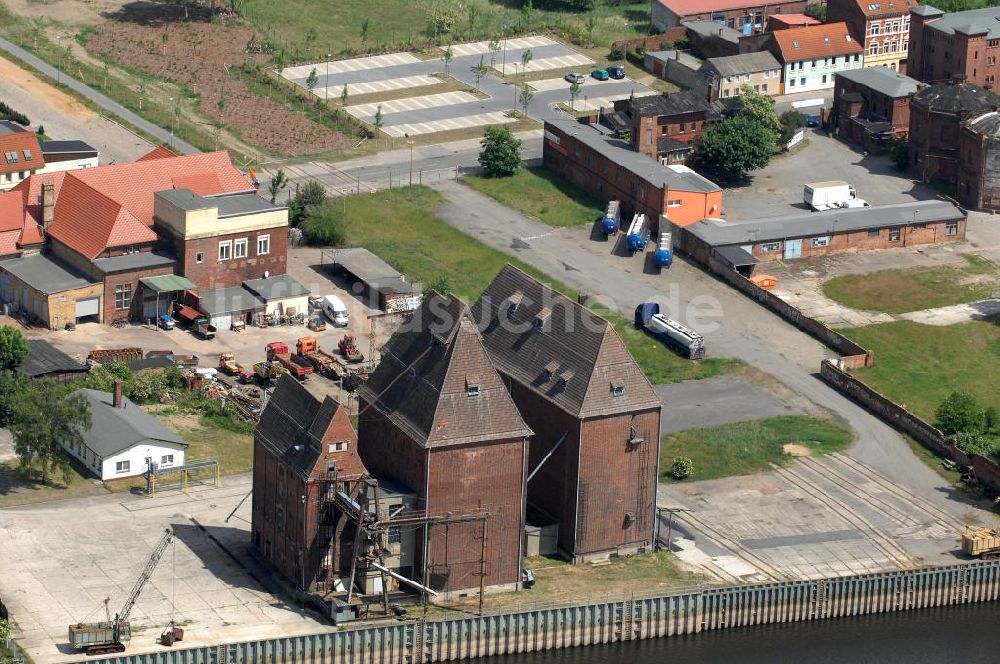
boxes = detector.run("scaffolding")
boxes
[145,459,220,497]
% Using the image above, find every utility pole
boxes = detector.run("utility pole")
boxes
[408,139,415,187]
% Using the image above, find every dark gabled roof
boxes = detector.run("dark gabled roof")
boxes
[630,89,712,118]
[911,82,1000,114]
[600,110,631,134]
[922,6,1000,40]
[471,264,661,419]
[19,339,86,377]
[358,291,532,448]
[703,52,780,78]
[75,388,187,457]
[256,375,365,480]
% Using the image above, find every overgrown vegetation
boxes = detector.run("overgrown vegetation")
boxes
[660,416,854,482]
[459,167,604,227]
[822,255,999,314]
[692,86,781,181]
[336,186,739,383]
[0,101,29,126]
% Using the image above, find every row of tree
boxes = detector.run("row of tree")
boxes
[935,391,1000,459]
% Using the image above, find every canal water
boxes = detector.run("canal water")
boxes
[487,602,1000,663]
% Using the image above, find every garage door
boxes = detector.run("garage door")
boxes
[210,313,232,330]
[75,297,100,317]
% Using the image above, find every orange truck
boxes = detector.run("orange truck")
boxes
[296,336,343,376]
[265,341,313,379]
[338,334,365,363]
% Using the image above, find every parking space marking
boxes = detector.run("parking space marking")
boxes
[315,75,441,97]
[345,91,480,118]
[281,53,422,80]
[383,111,516,137]
[528,76,635,92]
[444,36,556,57]
[499,53,593,75]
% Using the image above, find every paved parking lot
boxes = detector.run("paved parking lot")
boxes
[279,37,653,141]
[661,452,978,583]
[0,475,332,664]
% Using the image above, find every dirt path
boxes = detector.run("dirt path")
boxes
[0,54,152,163]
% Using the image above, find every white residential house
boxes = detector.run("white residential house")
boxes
[766,22,865,94]
[62,384,187,481]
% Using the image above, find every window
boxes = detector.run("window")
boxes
[723,88,730,97]
[763,70,769,79]
[871,23,881,36]
[328,441,348,452]
[870,42,879,56]
[667,199,682,207]
[611,383,625,397]
[762,83,768,93]
[822,74,827,84]
[679,122,686,134]
[115,460,130,474]
[276,505,285,532]
[218,240,232,261]
[22,149,32,161]
[867,229,880,237]
[811,59,817,68]
[753,84,760,92]
[114,283,132,310]
[760,242,781,252]
[726,75,734,83]
[388,527,401,544]
[744,73,750,81]
[912,223,927,229]
[788,78,796,88]
[946,222,959,236]
[800,77,806,86]
[799,61,804,70]
[4,151,17,163]
[888,41,896,54]
[196,252,204,264]
[646,128,653,145]
[854,54,860,62]
[888,228,901,242]
[811,236,830,248]
[234,238,248,258]
[161,455,174,467]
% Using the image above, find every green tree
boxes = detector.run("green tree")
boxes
[888,137,909,172]
[305,67,319,94]
[423,273,453,297]
[290,180,328,225]
[671,456,693,480]
[735,86,781,143]
[443,45,453,75]
[953,431,998,458]
[779,109,807,144]
[569,79,581,111]
[360,18,371,44]
[519,85,534,117]
[520,48,533,81]
[488,37,501,69]
[341,83,349,106]
[985,406,999,432]
[693,116,776,180]
[936,391,986,435]
[373,104,384,139]
[10,380,91,484]
[267,169,288,203]
[0,326,28,370]
[804,2,827,21]
[0,370,27,427]
[478,125,522,177]
[473,55,488,91]
[300,202,347,246]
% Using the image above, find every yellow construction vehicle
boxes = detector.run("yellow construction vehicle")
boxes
[252,360,287,386]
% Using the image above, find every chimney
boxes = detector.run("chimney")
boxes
[41,182,54,227]
[577,292,589,307]
[113,380,123,408]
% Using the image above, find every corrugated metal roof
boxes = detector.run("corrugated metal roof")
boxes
[686,200,965,246]
[19,339,86,377]
[140,274,197,293]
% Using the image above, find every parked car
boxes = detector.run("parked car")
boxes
[607,65,625,79]
[564,72,585,84]
[158,315,175,330]
[522,569,536,589]
[591,69,609,81]
[804,113,820,127]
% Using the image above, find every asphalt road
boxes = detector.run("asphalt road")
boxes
[655,375,805,435]
[430,178,971,516]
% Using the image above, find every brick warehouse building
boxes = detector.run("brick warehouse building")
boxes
[252,375,368,593]
[833,66,923,153]
[543,118,721,230]
[472,265,663,562]
[908,81,1000,184]
[907,5,1000,86]
[652,0,810,31]
[357,293,533,596]
[677,199,966,272]
[957,111,1000,211]
[827,0,917,73]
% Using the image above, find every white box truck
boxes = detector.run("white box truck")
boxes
[803,181,858,211]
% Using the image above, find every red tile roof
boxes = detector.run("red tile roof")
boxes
[853,0,918,18]
[136,145,179,162]
[768,13,822,28]
[770,22,864,62]
[0,131,44,175]
[11,171,64,247]
[0,230,19,256]
[0,190,22,232]
[657,0,779,15]
[45,151,253,259]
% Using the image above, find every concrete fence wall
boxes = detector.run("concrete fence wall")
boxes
[820,360,1000,493]
[704,253,873,367]
[67,562,1000,664]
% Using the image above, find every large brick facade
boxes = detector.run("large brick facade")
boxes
[160,226,288,291]
[833,68,922,153]
[652,0,809,31]
[958,111,1000,211]
[828,0,915,73]
[907,6,1000,86]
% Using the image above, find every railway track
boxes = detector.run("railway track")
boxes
[675,510,790,583]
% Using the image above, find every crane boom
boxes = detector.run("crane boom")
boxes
[118,528,173,622]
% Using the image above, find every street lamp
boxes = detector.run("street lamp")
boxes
[512,63,518,106]
[168,96,175,148]
[407,138,415,187]
[325,54,331,103]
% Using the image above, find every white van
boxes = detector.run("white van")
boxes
[321,294,349,327]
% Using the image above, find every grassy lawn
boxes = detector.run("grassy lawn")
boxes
[340,187,739,384]
[0,460,108,508]
[661,416,854,482]
[242,1,651,58]
[459,168,605,228]
[822,255,999,314]
[412,551,701,617]
[149,407,256,476]
[842,317,1000,422]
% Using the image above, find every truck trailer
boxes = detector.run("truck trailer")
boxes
[601,200,621,236]
[654,231,672,269]
[634,303,705,359]
[803,181,859,211]
[625,213,649,254]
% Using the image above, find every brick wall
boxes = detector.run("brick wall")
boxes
[909,21,1000,86]
[46,283,104,330]
[653,0,809,31]
[908,100,974,183]
[613,27,687,52]
[158,224,288,291]
[103,265,174,323]
[958,127,1000,211]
